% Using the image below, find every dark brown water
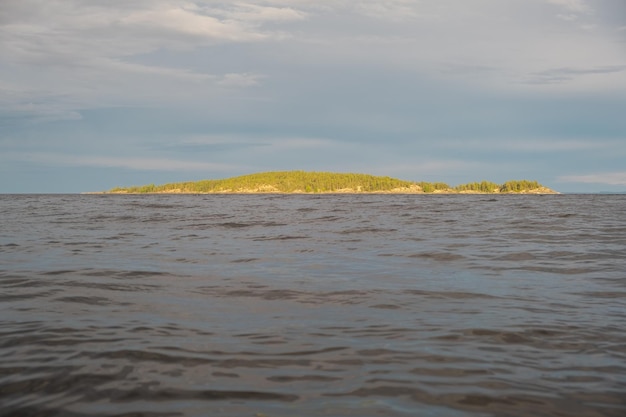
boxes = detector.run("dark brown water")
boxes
[1,194,625,416]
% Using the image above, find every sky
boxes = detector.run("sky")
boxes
[1,0,625,193]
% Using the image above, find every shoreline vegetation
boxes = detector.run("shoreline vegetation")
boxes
[102,171,558,194]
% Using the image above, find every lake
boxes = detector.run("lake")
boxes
[1,194,625,416]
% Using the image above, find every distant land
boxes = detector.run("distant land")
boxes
[102,171,558,194]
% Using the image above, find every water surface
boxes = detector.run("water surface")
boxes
[1,194,625,416]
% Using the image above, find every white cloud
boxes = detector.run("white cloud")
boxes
[0,2,281,120]
[223,3,307,22]
[174,135,336,150]
[546,0,592,14]
[267,137,336,149]
[444,139,613,152]
[98,58,216,81]
[1,2,280,64]
[218,73,264,87]
[0,84,85,123]
[11,107,82,124]
[558,172,626,186]
[393,160,485,174]
[557,14,578,21]
[521,65,626,85]
[119,6,265,41]
[6,152,239,172]
[355,0,424,21]
[0,1,287,73]
[2,0,624,105]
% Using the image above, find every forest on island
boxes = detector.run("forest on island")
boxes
[108,171,553,194]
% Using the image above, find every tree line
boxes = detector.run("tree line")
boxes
[108,171,552,194]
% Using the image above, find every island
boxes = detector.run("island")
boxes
[104,171,558,194]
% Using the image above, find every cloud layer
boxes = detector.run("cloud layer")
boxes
[1,0,625,192]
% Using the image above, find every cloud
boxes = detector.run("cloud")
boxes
[354,0,424,21]
[2,0,625,106]
[218,73,264,87]
[0,1,286,78]
[6,152,239,172]
[223,3,307,22]
[558,172,626,186]
[1,1,625,193]
[372,159,486,178]
[0,2,281,124]
[521,65,626,85]
[268,137,335,149]
[443,139,614,152]
[1,106,83,125]
[546,0,592,14]
[119,5,266,42]
[0,84,85,124]
[156,135,336,155]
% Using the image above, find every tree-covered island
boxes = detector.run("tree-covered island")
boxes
[105,171,558,194]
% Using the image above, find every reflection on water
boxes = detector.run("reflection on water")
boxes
[1,194,625,416]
